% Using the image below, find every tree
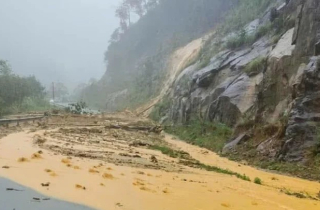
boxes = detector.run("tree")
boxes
[115,0,161,31]
[0,60,12,75]
[125,0,144,17]
[145,0,160,11]
[110,28,121,43]
[0,60,47,116]
[116,1,130,31]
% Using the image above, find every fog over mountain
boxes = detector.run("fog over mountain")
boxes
[0,0,120,89]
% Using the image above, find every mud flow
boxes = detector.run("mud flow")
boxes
[1,113,320,210]
[39,114,187,172]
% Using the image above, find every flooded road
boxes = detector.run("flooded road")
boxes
[0,114,319,210]
[0,177,93,210]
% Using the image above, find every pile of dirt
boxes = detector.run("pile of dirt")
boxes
[34,114,185,172]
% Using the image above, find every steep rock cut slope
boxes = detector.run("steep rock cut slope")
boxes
[154,0,320,177]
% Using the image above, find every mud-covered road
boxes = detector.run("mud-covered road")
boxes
[0,113,320,210]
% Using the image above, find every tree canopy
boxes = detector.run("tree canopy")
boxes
[0,60,12,75]
[0,60,47,116]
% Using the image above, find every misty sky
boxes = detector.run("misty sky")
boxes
[0,0,120,89]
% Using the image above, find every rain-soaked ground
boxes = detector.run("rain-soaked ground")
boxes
[0,112,320,210]
[0,177,94,210]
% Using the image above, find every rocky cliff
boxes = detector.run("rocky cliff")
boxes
[154,0,320,176]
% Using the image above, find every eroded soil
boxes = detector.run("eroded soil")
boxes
[1,113,320,210]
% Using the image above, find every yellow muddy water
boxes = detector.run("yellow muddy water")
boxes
[0,131,320,210]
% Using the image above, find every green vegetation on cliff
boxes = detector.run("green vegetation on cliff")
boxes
[244,57,267,76]
[197,0,275,70]
[220,0,273,34]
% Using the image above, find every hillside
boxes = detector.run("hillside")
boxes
[152,0,320,180]
[81,0,320,180]
[81,0,235,110]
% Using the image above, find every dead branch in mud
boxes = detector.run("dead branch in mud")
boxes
[105,124,163,134]
[48,123,102,127]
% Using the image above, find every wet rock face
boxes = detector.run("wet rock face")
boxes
[207,73,263,126]
[294,0,320,57]
[163,0,320,165]
[170,35,270,126]
[280,57,320,162]
[256,29,295,123]
[192,50,231,88]
[208,96,242,126]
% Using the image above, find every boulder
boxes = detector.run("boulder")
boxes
[270,28,295,59]
[222,133,250,154]
[257,138,276,156]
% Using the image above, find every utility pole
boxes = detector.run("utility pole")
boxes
[52,82,55,101]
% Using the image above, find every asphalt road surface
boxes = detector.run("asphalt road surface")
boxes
[0,177,94,210]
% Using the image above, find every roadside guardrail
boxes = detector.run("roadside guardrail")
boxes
[0,116,45,126]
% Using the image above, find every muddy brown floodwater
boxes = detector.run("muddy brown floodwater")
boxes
[0,113,320,210]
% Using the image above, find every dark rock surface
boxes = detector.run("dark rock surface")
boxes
[280,57,320,162]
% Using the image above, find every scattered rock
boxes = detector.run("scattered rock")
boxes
[221,203,230,208]
[129,141,150,147]
[102,173,114,179]
[88,168,100,173]
[17,157,29,163]
[133,154,141,158]
[61,158,71,164]
[33,135,47,145]
[41,182,50,187]
[50,172,58,177]
[75,184,86,190]
[31,153,42,159]
[150,155,158,163]
[116,203,123,207]
[44,169,52,173]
